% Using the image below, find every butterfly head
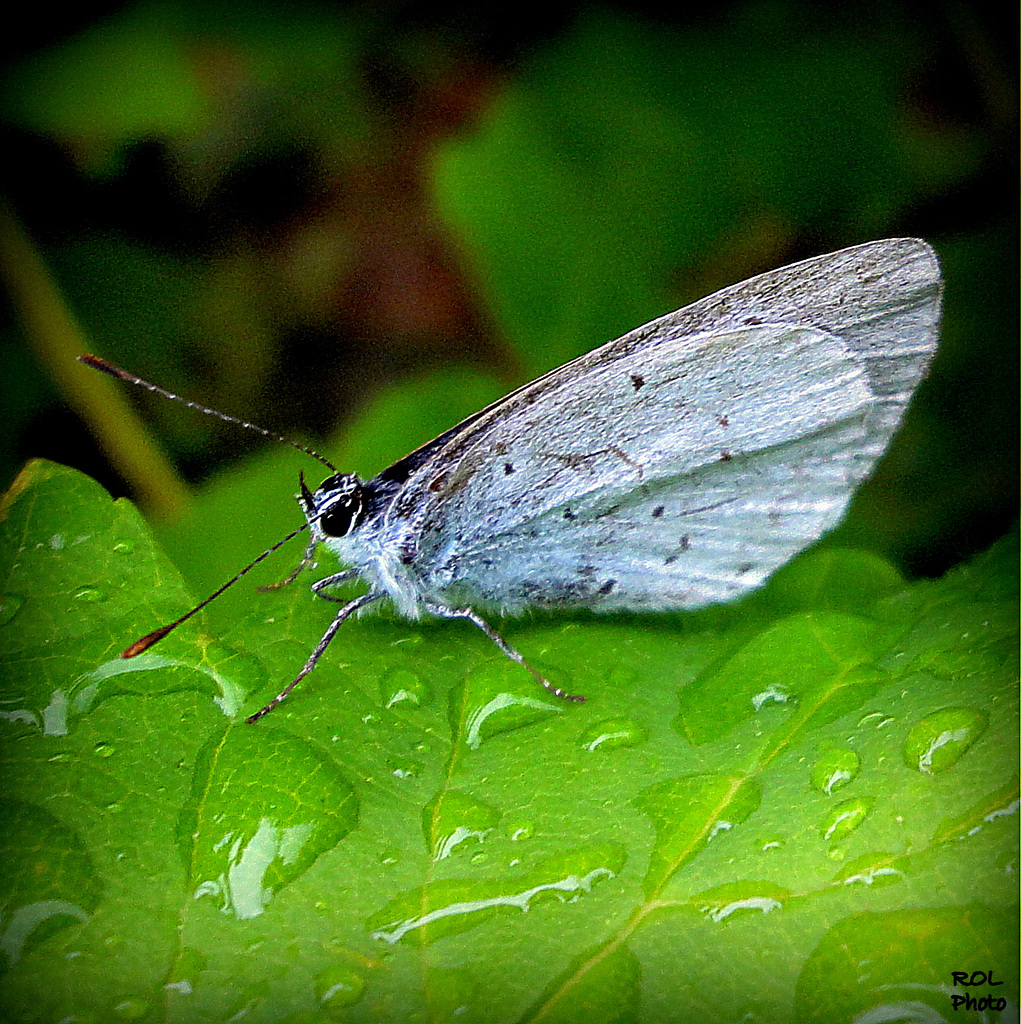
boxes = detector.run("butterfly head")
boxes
[301,471,366,539]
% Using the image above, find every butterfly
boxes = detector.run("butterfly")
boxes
[81,237,942,722]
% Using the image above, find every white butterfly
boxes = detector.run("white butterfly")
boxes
[84,237,943,721]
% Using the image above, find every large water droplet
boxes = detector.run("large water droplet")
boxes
[757,834,784,853]
[315,965,366,1015]
[450,665,563,751]
[112,998,149,1019]
[380,668,431,709]
[0,800,100,971]
[185,728,358,919]
[507,820,534,843]
[695,880,787,923]
[423,790,501,861]
[903,707,988,775]
[366,844,625,946]
[578,717,648,753]
[821,797,873,842]
[810,748,862,795]
[831,852,905,888]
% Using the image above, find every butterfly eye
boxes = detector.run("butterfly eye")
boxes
[317,480,365,537]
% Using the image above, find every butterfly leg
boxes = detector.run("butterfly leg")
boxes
[246,590,381,723]
[257,535,319,592]
[424,603,585,704]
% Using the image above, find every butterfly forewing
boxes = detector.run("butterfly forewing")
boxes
[384,239,942,613]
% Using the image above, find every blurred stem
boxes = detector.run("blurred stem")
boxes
[0,200,189,519]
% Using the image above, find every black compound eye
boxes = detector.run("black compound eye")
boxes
[316,478,365,538]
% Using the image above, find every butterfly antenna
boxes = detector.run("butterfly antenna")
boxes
[78,353,336,472]
[120,520,312,658]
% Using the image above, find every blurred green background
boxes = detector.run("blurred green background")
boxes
[1,0,1017,605]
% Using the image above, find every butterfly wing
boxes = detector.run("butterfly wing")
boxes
[382,238,942,612]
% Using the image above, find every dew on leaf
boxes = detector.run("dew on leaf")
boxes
[423,790,500,861]
[315,965,366,1015]
[380,667,431,709]
[49,534,64,550]
[507,820,534,843]
[633,774,761,896]
[112,541,134,555]
[831,852,904,887]
[694,881,787,923]
[185,729,358,919]
[451,666,564,751]
[0,800,100,970]
[810,748,862,795]
[366,844,625,946]
[902,707,988,774]
[751,686,791,711]
[93,741,115,758]
[821,797,873,842]
[111,998,149,1019]
[757,835,784,852]
[578,717,648,752]
[386,755,422,780]
[425,967,478,1023]
[73,586,106,604]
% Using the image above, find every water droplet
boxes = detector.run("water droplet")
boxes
[73,586,106,604]
[423,790,501,861]
[578,717,648,752]
[112,998,149,1019]
[113,540,134,555]
[316,965,366,1015]
[821,797,873,842]
[366,843,625,946]
[0,594,24,627]
[507,820,534,842]
[695,881,787,923]
[186,729,358,919]
[379,845,400,866]
[451,665,563,751]
[380,667,431,709]
[94,741,115,758]
[903,707,988,775]
[49,534,65,550]
[387,756,422,780]
[858,711,894,730]
[0,801,100,968]
[832,852,904,887]
[757,834,784,852]
[165,946,206,995]
[751,686,791,711]
[810,748,862,795]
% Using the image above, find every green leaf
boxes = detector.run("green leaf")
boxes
[1,460,1016,1022]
